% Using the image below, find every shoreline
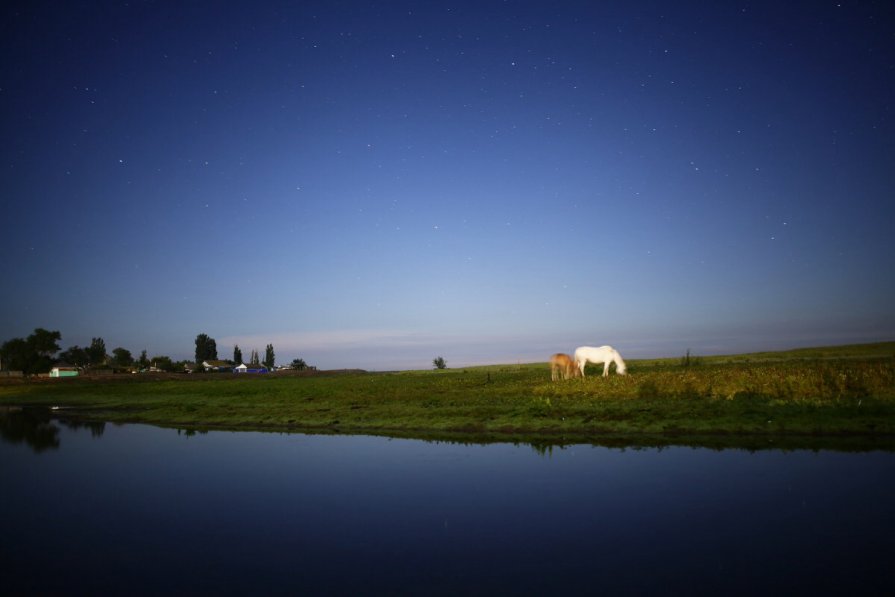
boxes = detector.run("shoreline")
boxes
[5,403,895,452]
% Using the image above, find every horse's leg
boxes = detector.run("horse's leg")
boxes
[577,359,586,378]
[551,365,557,382]
[602,361,609,377]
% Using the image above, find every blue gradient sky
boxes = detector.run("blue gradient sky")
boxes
[2,1,893,370]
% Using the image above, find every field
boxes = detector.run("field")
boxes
[2,342,894,450]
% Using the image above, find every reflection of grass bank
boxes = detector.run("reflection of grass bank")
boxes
[1,343,893,448]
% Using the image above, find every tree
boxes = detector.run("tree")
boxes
[87,337,107,366]
[264,344,275,370]
[290,358,307,371]
[0,328,62,374]
[0,337,29,372]
[111,347,134,368]
[233,345,243,365]
[250,349,260,365]
[433,356,447,370]
[150,355,173,371]
[59,345,88,368]
[30,328,62,358]
[194,333,218,363]
[138,350,149,369]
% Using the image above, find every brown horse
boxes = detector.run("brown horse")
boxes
[550,353,580,381]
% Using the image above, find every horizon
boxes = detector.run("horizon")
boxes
[2,2,893,371]
[5,325,892,373]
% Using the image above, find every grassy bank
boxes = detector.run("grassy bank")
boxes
[2,343,894,449]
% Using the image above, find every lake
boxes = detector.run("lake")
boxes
[2,408,893,595]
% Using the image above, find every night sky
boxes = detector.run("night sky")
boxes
[2,1,893,370]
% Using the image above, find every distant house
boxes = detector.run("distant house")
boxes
[234,363,268,374]
[50,366,79,378]
[202,360,232,372]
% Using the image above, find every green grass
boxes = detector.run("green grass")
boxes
[2,342,894,449]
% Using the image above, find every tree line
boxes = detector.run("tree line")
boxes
[195,333,297,370]
[1,328,309,374]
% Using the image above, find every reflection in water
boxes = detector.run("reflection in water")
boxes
[1,421,894,595]
[0,407,105,452]
[61,419,106,438]
[177,428,208,437]
[0,407,60,452]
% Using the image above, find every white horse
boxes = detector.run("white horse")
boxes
[574,345,627,377]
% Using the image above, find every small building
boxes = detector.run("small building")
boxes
[50,366,79,378]
[202,360,232,372]
[234,363,268,374]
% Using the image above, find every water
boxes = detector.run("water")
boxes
[2,409,894,595]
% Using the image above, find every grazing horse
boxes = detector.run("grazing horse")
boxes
[550,353,580,381]
[574,345,627,377]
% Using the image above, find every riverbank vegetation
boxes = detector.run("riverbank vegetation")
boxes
[2,343,894,449]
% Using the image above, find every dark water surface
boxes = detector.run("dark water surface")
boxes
[2,410,894,596]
